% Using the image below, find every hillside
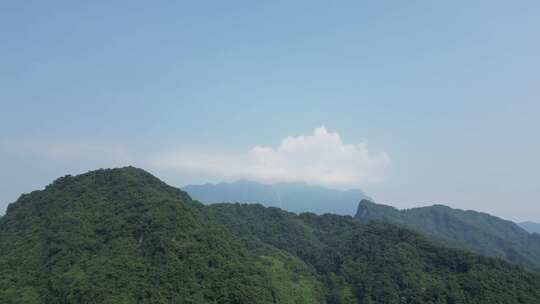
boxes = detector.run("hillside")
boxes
[1,167,540,303]
[184,180,369,215]
[204,203,540,304]
[355,199,540,270]
[0,167,323,303]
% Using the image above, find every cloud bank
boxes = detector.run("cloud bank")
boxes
[149,126,391,189]
[3,127,391,189]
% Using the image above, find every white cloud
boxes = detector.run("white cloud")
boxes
[149,126,391,189]
[3,127,391,189]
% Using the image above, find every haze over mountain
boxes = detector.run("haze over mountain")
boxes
[3,167,540,303]
[519,221,540,234]
[356,199,540,270]
[184,180,369,216]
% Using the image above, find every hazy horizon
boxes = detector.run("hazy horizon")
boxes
[1,1,539,222]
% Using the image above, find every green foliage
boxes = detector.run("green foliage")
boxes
[0,167,317,303]
[257,255,325,304]
[205,203,540,303]
[355,199,540,270]
[1,167,540,303]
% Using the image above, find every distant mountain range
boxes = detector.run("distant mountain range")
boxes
[520,221,540,234]
[355,199,540,270]
[183,180,369,215]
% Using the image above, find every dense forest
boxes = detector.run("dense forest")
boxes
[1,167,540,303]
[355,199,540,271]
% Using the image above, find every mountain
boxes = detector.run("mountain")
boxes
[519,221,540,234]
[1,167,540,303]
[355,199,540,270]
[203,203,540,303]
[183,180,369,216]
[0,167,323,303]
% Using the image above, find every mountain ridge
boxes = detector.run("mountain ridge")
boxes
[355,199,540,270]
[183,180,369,216]
[519,221,540,234]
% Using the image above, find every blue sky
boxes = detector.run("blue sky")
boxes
[1,1,539,221]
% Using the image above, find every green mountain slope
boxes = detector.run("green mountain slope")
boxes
[355,199,540,270]
[2,167,540,303]
[204,203,540,303]
[0,167,322,304]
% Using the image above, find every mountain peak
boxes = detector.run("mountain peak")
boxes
[5,166,191,218]
[355,199,401,223]
[47,166,156,188]
[354,199,540,270]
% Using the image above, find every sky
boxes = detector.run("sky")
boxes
[1,1,539,221]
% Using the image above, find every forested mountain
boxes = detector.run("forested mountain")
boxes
[183,180,369,215]
[203,203,540,303]
[0,167,313,303]
[519,221,540,234]
[2,167,540,303]
[355,199,540,271]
